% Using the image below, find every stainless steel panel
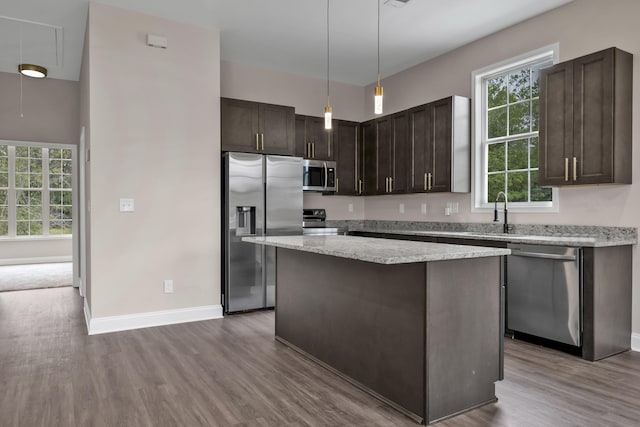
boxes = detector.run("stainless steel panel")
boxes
[507,244,581,346]
[265,155,303,308]
[265,155,303,235]
[225,152,265,313]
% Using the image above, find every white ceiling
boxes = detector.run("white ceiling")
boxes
[0,0,573,85]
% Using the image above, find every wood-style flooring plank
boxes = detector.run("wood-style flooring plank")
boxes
[1,287,639,426]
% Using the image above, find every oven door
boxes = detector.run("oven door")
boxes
[303,160,336,191]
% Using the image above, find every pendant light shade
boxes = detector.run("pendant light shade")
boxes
[19,64,47,79]
[324,0,332,129]
[374,0,383,115]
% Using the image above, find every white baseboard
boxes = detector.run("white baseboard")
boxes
[0,256,72,266]
[83,298,91,334]
[86,304,223,335]
[632,333,640,352]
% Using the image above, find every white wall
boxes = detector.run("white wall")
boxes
[85,3,220,318]
[220,0,640,338]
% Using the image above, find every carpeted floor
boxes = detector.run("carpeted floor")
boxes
[0,262,73,292]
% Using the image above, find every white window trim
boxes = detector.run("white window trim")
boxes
[471,43,560,213]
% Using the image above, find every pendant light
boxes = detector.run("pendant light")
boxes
[324,0,332,129]
[374,0,383,115]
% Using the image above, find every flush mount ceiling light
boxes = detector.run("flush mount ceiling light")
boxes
[19,64,48,78]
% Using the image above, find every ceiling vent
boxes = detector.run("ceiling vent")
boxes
[384,0,412,8]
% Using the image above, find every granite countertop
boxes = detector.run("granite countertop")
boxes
[326,221,638,248]
[242,235,511,265]
[349,228,638,247]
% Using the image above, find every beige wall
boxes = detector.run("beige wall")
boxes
[86,3,220,317]
[0,238,72,265]
[80,10,92,306]
[0,72,79,145]
[0,70,78,264]
[220,0,640,336]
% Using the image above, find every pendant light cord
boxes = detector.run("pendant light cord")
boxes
[19,24,24,118]
[377,0,381,86]
[326,0,330,105]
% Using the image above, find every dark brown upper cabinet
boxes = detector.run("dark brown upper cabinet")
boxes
[360,120,377,196]
[409,96,471,193]
[333,120,360,195]
[538,47,632,186]
[362,113,409,195]
[221,97,295,155]
[294,115,333,160]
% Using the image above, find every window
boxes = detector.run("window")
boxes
[472,45,559,211]
[0,142,73,238]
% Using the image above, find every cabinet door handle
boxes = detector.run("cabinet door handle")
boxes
[336,177,339,193]
[305,142,309,158]
[312,143,315,159]
[424,173,427,191]
[385,177,389,193]
[428,172,432,190]
[256,134,260,151]
[389,177,393,192]
[573,157,577,181]
[564,158,569,182]
[359,179,363,194]
[261,133,264,151]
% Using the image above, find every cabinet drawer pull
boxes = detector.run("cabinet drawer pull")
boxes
[261,133,264,151]
[573,157,577,181]
[256,134,260,151]
[564,158,569,181]
[424,173,427,191]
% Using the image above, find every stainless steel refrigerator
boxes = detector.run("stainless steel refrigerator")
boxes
[223,152,303,314]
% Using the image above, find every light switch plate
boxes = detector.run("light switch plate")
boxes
[120,198,135,212]
[399,203,405,214]
[164,279,174,293]
[421,203,427,215]
[348,203,354,213]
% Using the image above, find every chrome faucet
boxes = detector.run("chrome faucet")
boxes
[493,191,513,233]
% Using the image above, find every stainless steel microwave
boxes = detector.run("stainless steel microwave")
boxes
[303,159,336,192]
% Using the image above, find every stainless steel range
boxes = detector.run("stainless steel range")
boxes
[302,209,346,235]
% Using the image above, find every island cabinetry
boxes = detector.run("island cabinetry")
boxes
[221,97,295,155]
[271,243,504,424]
[295,115,332,160]
[538,47,632,186]
[333,120,360,195]
[409,96,470,193]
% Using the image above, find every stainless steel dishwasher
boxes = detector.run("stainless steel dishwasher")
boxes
[507,243,582,347]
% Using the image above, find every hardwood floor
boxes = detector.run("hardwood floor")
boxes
[1,287,639,426]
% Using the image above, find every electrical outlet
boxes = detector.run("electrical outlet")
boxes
[348,203,354,213]
[399,203,405,214]
[445,203,452,216]
[164,279,174,293]
[421,203,427,215]
[452,202,459,214]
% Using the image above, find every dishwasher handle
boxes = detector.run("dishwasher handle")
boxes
[510,251,577,261]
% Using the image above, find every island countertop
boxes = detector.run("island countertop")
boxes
[242,235,510,264]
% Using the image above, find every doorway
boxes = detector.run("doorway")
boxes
[0,140,79,293]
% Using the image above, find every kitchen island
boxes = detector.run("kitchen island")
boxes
[243,235,510,425]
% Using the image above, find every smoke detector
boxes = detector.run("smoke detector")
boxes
[384,0,411,7]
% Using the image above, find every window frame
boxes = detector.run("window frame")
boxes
[471,44,560,213]
[0,140,76,240]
